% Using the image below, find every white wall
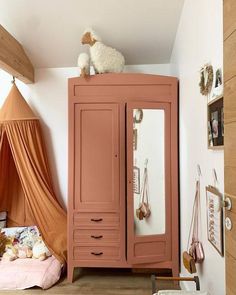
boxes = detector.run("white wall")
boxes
[170,0,224,294]
[0,64,171,208]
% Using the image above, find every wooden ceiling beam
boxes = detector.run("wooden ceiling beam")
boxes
[0,25,34,84]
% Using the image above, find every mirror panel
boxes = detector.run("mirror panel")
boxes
[133,109,165,236]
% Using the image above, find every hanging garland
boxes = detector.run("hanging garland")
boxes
[199,64,213,96]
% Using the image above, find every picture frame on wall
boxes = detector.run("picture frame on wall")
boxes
[206,185,224,256]
[212,68,223,98]
[207,95,224,149]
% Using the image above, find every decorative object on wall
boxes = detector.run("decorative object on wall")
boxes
[212,68,223,98]
[188,181,205,263]
[183,167,204,274]
[133,129,138,150]
[136,159,151,221]
[199,64,213,96]
[81,28,125,74]
[133,165,140,194]
[133,109,143,124]
[77,53,90,77]
[207,95,224,149]
[206,185,224,256]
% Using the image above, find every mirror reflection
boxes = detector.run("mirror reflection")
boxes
[133,109,165,236]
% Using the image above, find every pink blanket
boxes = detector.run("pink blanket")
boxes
[0,256,62,290]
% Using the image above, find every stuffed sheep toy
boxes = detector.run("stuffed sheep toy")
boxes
[81,28,125,74]
[77,53,90,77]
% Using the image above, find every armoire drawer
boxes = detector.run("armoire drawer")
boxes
[73,212,119,228]
[73,245,120,261]
[73,228,120,244]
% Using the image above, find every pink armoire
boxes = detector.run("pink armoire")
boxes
[68,73,179,282]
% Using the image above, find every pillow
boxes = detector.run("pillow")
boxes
[0,212,7,229]
[1,226,40,248]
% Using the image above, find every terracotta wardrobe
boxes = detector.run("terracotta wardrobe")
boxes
[67,73,179,282]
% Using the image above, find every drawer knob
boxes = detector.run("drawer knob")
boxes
[91,235,103,239]
[91,252,103,256]
[91,218,103,222]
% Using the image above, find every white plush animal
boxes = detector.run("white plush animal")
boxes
[81,28,125,74]
[77,53,90,77]
[32,238,51,261]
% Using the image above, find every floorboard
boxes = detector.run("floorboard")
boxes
[0,268,180,294]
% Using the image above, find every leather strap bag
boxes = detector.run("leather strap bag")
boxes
[136,165,151,220]
[189,181,205,263]
[183,181,204,273]
[183,251,197,274]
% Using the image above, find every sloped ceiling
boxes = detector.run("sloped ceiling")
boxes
[0,0,184,68]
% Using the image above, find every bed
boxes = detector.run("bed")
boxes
[0,256,62,290]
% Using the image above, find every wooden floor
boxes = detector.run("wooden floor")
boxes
[0,268,180,295]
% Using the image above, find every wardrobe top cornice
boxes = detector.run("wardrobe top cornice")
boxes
[69,73,178,86]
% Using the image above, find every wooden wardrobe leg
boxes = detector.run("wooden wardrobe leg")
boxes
[67,266,74,283]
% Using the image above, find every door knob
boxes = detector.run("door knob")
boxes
[225,217,233,231]
[222,195,232,211]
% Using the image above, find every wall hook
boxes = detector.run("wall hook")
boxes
[11,76,15,84]
[213,168,218,186]
[197,164,202,179]
[144,158,148,168]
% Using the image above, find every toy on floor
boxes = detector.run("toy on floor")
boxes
[81,28,125,74]
[78,53,90,77]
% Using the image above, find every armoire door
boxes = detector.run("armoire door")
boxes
[127,102,172,264]
[73,103,120,212]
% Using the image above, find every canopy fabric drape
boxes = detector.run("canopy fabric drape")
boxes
[0,84,67,264]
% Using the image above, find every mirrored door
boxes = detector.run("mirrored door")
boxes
[127,102,171,265]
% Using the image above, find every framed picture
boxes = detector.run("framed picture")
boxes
[206,186,224,256]
[212,68,223,98]
[133,166,140,194]
[207,95,224,149]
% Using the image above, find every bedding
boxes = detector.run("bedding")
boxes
[0,256,62,290]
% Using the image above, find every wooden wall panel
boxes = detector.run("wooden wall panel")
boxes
[226,252,236,295]
[224,77,236,124]
[224,32,236,82]
[224,0,236,40]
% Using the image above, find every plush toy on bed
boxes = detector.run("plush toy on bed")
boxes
[2,242,18,261]
[0,232,9,257]
[16,245,33,259]
[32,237,51,261]
[81,28,125,74]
